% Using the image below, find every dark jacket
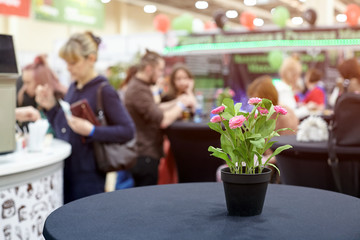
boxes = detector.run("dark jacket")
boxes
[46,75,135,203]
[124,77,164,159]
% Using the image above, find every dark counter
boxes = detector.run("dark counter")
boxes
[165,120,224,182]
[271,135,360,197]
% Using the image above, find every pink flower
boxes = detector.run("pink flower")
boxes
[229,115,246,129]
[210,115,224,123]
[211,106,225,115]
[228,89,235,97]
[257,107,269,115]
[248,97,262,105]
[274,105,287,115]
[215,89,223,98]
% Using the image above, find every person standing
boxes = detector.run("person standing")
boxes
[275,54,302,110]
[16,55,67,133]
[124,50,195,186]
[36,32,135,203]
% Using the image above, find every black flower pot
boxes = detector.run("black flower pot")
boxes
[221,167,272,216]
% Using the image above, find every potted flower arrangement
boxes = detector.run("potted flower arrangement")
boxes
[208,97,292,216]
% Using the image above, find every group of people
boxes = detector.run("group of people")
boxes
[15,30,360,203]
[15,31,197,203]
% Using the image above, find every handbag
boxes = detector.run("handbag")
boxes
[93,82,137,173]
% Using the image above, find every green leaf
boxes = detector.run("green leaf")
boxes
[220,134,234,153]
[261,98,272,109]
[221,112,233,120]
[263,141,275,151]
[266,105,276,121]
[234,102,242,115]
[207,122,222,134]
[276,128,295,133]
[258,119,276,137]
[267,163,281,175]
[245,132,261,139]
[250,138,265,148]
[266,144,293,163]
[208,146,231,165]
[223,98,235,115]
[254,115,266,133]
[236,129,245,141]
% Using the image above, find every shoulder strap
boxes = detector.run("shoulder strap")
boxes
[96,82,108,125]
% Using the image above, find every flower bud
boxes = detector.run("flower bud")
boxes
[211,106,225,115]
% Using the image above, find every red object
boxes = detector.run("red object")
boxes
[303,87,325,105]
[70,99,100,126]
[240,11,256,30]
[0,0,30,17]
[204,21,217,30]
[346,4,360,26]
[157,137,178,184]
[153,14,170,33]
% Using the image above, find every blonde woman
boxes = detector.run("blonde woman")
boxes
[36,32,135,203]
[275,54,302,110]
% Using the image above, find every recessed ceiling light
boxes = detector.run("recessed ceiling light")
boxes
[253,18,264,27]
[291,17,303,25]
[101,0,111,3]
[226,10,238,19]
[144,5,157,13]
[195,1,208,10]
[299,0,306,2]
[244,0,256,6]
[336,14,347,22]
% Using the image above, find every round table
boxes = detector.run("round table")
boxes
[271,135,360,197]
[43,183,360,240]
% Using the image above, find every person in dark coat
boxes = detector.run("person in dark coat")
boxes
[36,31,135,203]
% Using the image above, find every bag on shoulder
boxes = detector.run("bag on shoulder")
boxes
[332,92,360,146]
[93,82,137,173]
[93,139,137,173]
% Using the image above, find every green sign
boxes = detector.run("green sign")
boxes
[33,0,104,29]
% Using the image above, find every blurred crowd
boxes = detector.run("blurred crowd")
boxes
[15,30,360,203]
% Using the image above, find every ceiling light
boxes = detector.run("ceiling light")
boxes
[271,8,276,15]
[253,18,264,27]
[195,1,208,10]
[101,0,111,3]
[244,0,256,6]
[299,0,306,2]
[144,5,157,13]
[291,17,303,25]
[336,14,347,23]
[226,10,238,19]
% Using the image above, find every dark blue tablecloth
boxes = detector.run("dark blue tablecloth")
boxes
[43,183,360,240]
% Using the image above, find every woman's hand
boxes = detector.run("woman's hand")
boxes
[35,84,57,110]
[15,106,41,122]
[186,79,195,95]
[178,94,197,112]
[67,115,94,136]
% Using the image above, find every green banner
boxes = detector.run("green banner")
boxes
[33,0,104,29]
